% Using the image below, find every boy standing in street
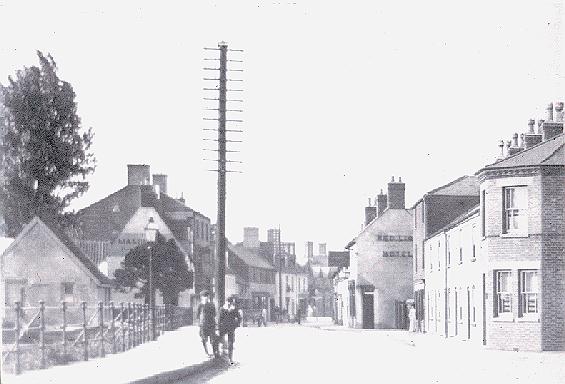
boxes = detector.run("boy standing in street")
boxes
[219,296,241,364]
[196,290,217,357]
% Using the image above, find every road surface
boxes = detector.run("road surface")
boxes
[173,324,565,384]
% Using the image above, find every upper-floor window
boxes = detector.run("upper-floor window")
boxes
[459,229,463,264]
[481,190,486,237]
[520,270,539,316]
[447,235,451,267]
[495,270,512,316]
[503,186,528,234]
[437,241,441,270]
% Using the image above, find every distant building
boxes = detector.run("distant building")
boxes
[228,240,276,322]
[1,217,112,320]
[338,177,413,329]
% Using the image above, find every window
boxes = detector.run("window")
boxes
[471,225,476,260]
[414,244,418,272]
[481,190,486,237]
[495,270,512,316]
[471,286,476,324]
[459,229,463,264]
[447,235,451,266]
[437,241,441,270]
[421,241,425,270]
[520,270,539,316]
[429,244,433,270]
[61,282,74,303]
[503,186,528,234]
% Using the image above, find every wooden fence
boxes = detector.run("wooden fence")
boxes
[1,301,192,375]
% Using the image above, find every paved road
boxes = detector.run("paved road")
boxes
[174,324,565,384]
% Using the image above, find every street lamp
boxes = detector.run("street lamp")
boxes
[145,217,159,341]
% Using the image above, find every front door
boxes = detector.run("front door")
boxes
[467,288,471,339]
[362,291,374,329]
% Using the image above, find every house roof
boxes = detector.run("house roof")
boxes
[481,133,565,170]
[410,175,480,209]
[428,205,480,239]
[228,243,275,270]
[3,217,112,286]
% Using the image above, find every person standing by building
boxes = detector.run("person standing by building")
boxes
[196,290,217,357]
[261,306,268,326]
[408,303,417,332]
[296,307,302,325]
[219,296,241,364]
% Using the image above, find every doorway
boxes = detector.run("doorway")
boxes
[362,291,374,329]
[467,287,471,339]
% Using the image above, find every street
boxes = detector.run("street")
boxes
[174,324,565,384]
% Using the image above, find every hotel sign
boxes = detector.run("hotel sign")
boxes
[328,251,350,268]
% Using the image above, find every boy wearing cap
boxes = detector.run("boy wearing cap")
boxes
[218,296,241,364]
[196,290,217,357]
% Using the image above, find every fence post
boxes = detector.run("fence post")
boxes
[145,304,150,341]
[110,302,116,354]
[39,301,46,369]
[127,303,132,349]
[134,303,139,347]
[82,301,89,361]
[141,304,147,343]
[98,302,105,357]
[14,301,21,375]
[120,303,125,352]
[62,301,67,363]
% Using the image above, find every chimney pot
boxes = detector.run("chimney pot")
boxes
[399,176,402,182]
[528,119,535,133]
[513,133,519,147]
[391,176,395,182]
[547,103,554,121]
[538,120,545,134]
[520,133,525,148]
[152,174,168,195]
[555,102,564,122]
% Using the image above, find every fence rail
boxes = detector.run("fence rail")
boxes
[1,301,192,375]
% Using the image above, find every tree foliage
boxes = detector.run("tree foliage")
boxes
[0,51,95,236]
[114,234,194,305]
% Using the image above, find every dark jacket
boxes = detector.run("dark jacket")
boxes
[197,302,216,330]
[219,307,241,334]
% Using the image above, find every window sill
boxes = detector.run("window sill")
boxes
[516,316,540,323]
[500,233,529,239]
[493,316,514,323]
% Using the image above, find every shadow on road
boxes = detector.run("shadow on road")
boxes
[130,358,232,384]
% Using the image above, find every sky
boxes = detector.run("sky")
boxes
[0,0,563,262]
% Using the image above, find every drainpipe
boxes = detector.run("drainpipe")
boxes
[444,232,449,338]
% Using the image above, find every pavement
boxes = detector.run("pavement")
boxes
[3,323,565,384]
[2,326,216,384]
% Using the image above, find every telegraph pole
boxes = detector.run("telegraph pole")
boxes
[216,42,227,307]
[203,42,243,307]
[278,225,283,317]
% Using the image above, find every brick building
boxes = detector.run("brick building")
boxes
[477,105,564,351]
[74,164,207,307]
[340,177,414,329]
[411,175,480,332]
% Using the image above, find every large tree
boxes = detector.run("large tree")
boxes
[0,51,95,237]
[114,234,194,306]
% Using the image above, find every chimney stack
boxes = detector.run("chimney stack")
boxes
[387,176,405,210]
[152,174,168,195]
[243,227,260,249]
[364,198,377,226]
[127,164,151,186]
[497,140,505,160]
[507,133,524,156]
[178,192,186,205]
[555,102,564,122]
[546,103,554,122]
[524,119,543,149]
[318,243,327,256]
[376,189,388,217]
